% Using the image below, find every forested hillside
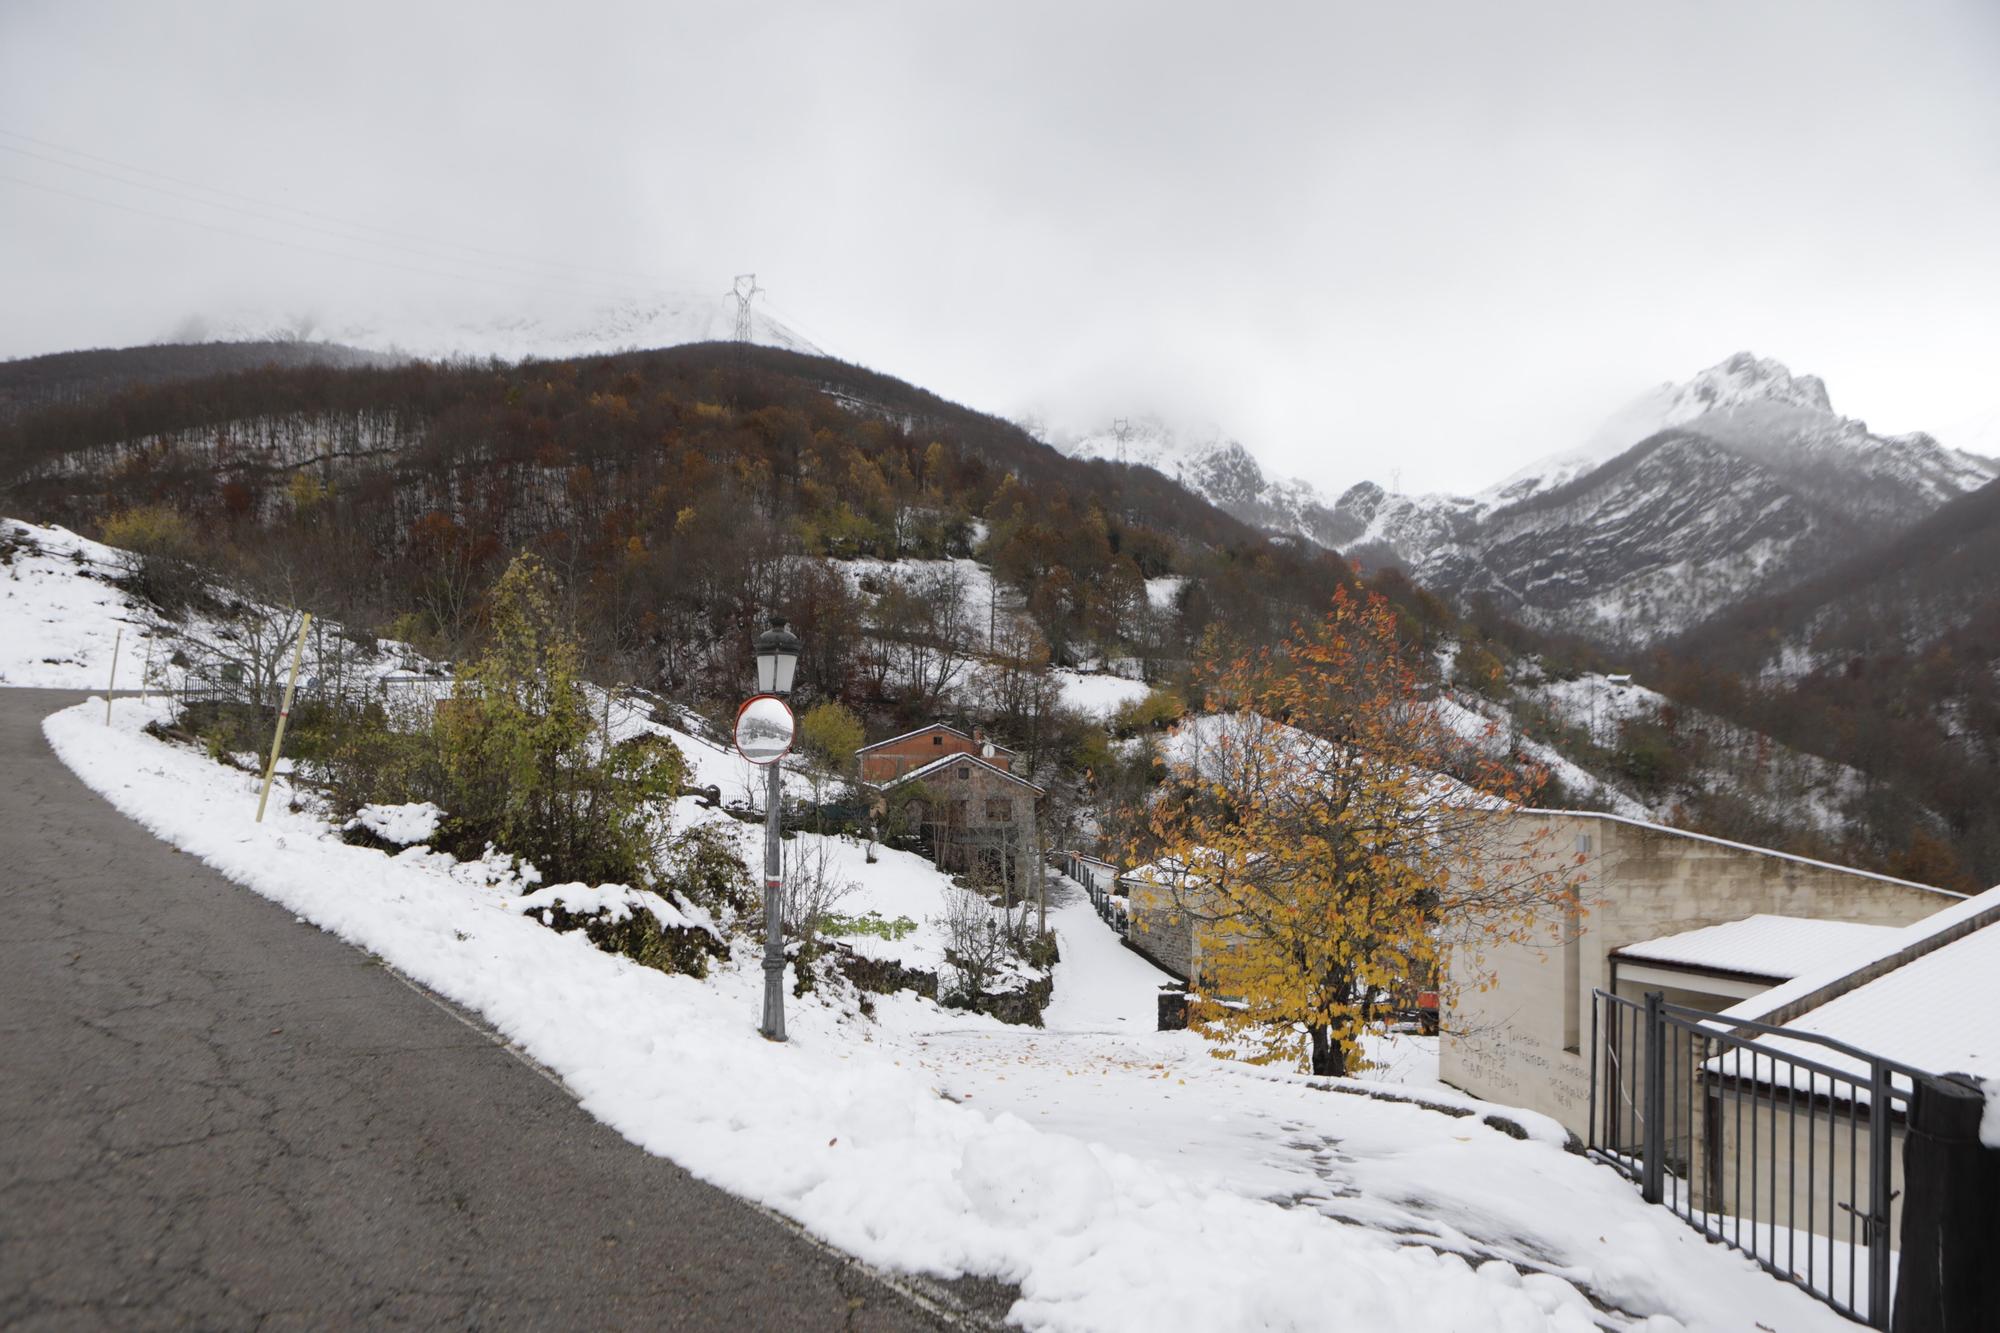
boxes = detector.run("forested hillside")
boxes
[0,341,392,424]
[1655,476,2000,885]
[3,340,1985,887]
[0,343,1395,722]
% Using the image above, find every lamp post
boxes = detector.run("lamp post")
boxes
[742,615,800,1041]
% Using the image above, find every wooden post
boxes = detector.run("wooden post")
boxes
[104,627,122,725]
[1640,990,1665,1204]
[256,613,314,823]
[1894,1073,2000,1331]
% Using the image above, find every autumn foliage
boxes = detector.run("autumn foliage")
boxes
[1134,589,1584,1076]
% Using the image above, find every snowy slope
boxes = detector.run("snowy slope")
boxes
[0,519,150,687]
[169,292,824,363]
[1935,403,2000,463]
[1046,416,1354,548]
[1482,353,1838,509]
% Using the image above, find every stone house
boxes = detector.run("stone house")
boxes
[1120,852,1259,984]
[866,724,1042,896]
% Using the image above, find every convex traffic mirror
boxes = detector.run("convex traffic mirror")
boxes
[734,694,796,766]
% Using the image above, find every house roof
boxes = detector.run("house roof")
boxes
[857,722,1018,755]
[875,751,1044,796]
[1119,848,1267,889]
[1613,915,1901,983]
[1717,883,2000,1083]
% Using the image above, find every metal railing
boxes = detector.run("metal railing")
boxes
[1588,988,1944,1329]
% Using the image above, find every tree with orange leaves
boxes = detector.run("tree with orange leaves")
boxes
[1134,588,1582,1076]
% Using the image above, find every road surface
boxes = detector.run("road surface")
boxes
[0,689,971,1330]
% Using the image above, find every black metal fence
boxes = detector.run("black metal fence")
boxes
[1588,988,1945,1328]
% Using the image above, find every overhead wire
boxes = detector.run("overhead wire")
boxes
[0,171,694,306]
[0,127,712,296]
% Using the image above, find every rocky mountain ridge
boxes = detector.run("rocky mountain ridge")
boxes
[1357,353,1994,643]
[1044,417,1355,548]
[1060,354,1994,647]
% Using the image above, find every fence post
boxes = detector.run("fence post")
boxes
[1867,1063,1893,1329]
[1587,991,1600,1152]
[1641,991,1665,1204]
[1893,1072,1998,1332]
[104,626,122,725]
[255,613,313,823]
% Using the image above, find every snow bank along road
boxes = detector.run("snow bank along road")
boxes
[0,690,954,1330]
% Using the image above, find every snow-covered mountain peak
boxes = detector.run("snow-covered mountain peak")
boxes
[1043,416,1359,545]
[1671,351,1833,420]
[1482,352,1843,509]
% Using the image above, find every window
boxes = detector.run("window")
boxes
[933,734,944,746]
[1563,833,1590,1053]
[958,766,970,780]
[985,799,1012,822]
[1562,903,1582,1053]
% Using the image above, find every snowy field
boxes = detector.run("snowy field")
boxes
[35,693,1854,1331]
[1050,668,1152,719]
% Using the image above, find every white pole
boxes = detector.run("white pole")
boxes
[104,627,122,725]
[256,613,314,823]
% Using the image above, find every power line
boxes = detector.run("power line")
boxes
[0,127,710,293]
[0,142,667,300]
[0,171,694,306]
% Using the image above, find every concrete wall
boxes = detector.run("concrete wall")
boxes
[1125,880,1195,981]
[1440,811,1954,1137]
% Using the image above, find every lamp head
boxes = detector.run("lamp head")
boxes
[754,615,801,694]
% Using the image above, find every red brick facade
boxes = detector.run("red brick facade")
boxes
[858,725,1014,784]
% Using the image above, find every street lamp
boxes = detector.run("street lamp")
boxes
[755,617,801,694]
[738,615,801,1041]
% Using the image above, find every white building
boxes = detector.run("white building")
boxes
[1440,809,1960,1135]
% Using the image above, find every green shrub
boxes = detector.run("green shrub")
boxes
[821,910,919,941]
[101,505,206,614]
[1110,687,1186,737]
[428,554,686,885]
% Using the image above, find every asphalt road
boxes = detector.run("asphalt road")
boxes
[0,689,967,1331]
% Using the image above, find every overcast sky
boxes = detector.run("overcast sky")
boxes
[4,1,1997,494]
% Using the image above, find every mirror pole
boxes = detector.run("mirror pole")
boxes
[760,756,787,1042]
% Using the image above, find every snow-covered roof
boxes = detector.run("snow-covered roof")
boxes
[1119,847,1265,889]
[1060,850,1117,868]
[875,751,1044,795]
[857,722,1017,755]
[1613,915,1900,982]
[1719,884,2000,1081]
[1524,808,1963,900]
